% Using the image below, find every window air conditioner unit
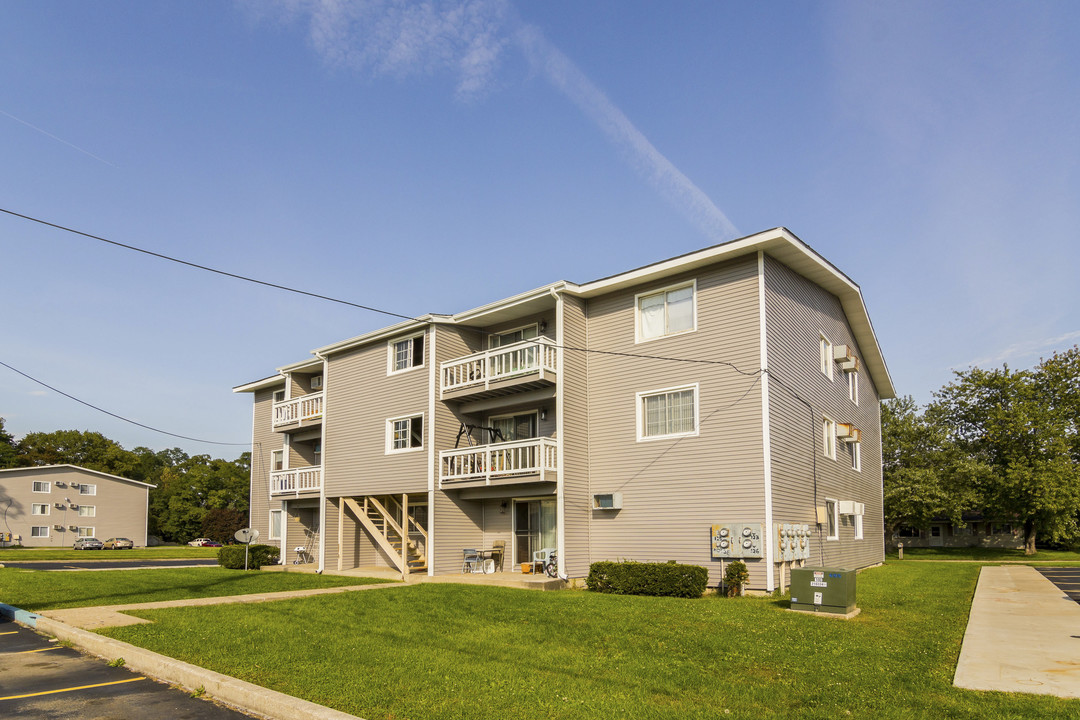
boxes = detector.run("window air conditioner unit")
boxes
[55,481,66,487]
[70,504,79,510]
[310,375,323,390]
[838,501,865,516]
[54,502,65,509]
[832,345,859,372]
[69,525,79,531]
[69,483,80,490]
[836,424,861,443]
[53,524,64,531]
[592,492,623,510]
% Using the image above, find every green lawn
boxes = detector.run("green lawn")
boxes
[0,567,387,610]
[888,546,1080,562]
[0,545,221,561]
[99,562,1078,720]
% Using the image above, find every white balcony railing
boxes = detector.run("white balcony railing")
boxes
[440,438,557,485]
[441,338,557,394]
[270,466,322,495]
[273,392,324,428]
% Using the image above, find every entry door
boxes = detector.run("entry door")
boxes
[514,499,556,565]
[929,525,944,547]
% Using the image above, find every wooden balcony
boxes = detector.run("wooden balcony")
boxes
[270,466,322,496]
[273,392,324,430]
[440,339,557,401]
[440,438,557,489]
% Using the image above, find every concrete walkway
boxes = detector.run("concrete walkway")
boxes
[954,565,1080,698]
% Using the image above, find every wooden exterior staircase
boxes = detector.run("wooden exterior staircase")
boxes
[344,495,427,578]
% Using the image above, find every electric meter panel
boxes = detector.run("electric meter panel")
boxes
[711,522,763,559]
[774,522,812,561]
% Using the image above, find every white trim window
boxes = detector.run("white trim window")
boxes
[31,526,49,538]
[269,509,283,540]
[489,323,539,349]
[32,503,50,516]
[850,441,862,472]
[854,514,864,540]
[388,334,425,374]
[825,499,839,540]
[271,450,284,472]
[32,481,50,493]
[79,484,96,496]
[387,414,424,453]
[636,281,696,342]
[848,370,859,405]
[822,416,837,459]
[819,334,833,380]
[78,527,95,538]
[273,389,286,403]
[79,505,96,517]
[637,385,699,441]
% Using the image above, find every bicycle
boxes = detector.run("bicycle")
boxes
[542,550,559,578]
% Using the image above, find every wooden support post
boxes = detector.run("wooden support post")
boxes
[401,493,409,583]
[337,498,344,571]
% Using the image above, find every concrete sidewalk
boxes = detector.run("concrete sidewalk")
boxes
[954,565,1080,698]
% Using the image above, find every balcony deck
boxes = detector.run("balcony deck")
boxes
[270,466,322,496]
[439,438,557,489]
[441,339,557,402]
[272,392,323,431]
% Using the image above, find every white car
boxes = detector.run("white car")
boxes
[188,538,213,547]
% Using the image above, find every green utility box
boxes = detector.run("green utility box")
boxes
[790,567,857,615]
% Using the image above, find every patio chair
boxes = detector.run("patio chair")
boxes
[462,548,483,574]
[532,547,556,574]
[491,540,506,572]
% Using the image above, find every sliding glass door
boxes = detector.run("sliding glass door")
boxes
[514,498,556,565]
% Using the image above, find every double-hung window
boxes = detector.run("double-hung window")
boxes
[32,481,50,493]
[269,509,283,540]
[389,334,425,374]
[848,371,859,405]
[80,484,96,496]
[32,503,49,516]
[822,416,836,459]
[78,527,95,538]
[850,441,862,472]
[819,334,833,379]
[637,385,698,441]
[825,499,839,540]
[387,414,424,453]
[636,281,695,342]
[79,505,96,517]
[31,526,49,538]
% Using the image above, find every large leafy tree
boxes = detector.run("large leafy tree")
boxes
[149,453,250,543]
[930,351,1080,554]
[15,429,141,477]
[881,396,982,534]
[0,418,18,469]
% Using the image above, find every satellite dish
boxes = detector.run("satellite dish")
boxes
[234,528,260,544]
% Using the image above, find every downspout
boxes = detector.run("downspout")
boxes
[314,352,329,574]
[552,285,568,580]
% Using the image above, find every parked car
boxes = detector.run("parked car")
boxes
[73,537,103,550]
[102,537,134,550]
[201,540,222,547]
[188,538,217,547]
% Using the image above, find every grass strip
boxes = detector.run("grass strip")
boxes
[887,547,1080,562]
[0,567,386,611]
[102,562,1078,720]
[0,546,220,561]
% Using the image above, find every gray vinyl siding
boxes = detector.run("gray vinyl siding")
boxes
[249,386,283,542]
[0,466,151,547]
[432,325,485,573]
[324,331,429,497]
[585,256,767,588]
[561,294,591,577]
[763,257,883,571]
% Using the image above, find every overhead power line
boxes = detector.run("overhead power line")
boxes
[0,359,248,447]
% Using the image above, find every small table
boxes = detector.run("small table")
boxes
[477,548,502,574]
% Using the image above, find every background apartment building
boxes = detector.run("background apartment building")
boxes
[236,228,894,591]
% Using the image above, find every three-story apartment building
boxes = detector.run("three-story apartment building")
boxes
[235,228,894,591]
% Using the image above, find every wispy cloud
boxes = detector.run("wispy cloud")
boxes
[0,109,117,168]
[956,330,1080,370]
[243,0,738,241]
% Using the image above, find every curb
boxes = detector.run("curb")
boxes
[7,608,364,720]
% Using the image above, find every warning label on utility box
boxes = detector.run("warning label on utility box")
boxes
[814,592,823,605]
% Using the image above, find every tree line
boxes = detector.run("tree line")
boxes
[883,346,1080,554]
[0,421,248,544]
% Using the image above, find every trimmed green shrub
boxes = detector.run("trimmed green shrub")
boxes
[722,560,750,597]
[587,560,708,598]
[218,544,280,570]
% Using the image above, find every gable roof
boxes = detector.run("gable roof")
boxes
[0,464,156,489]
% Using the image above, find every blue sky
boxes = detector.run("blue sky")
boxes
[2,1,1078,457]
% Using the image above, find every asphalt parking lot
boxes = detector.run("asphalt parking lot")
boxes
[1036,567,1080,603]
[0,616,253,719]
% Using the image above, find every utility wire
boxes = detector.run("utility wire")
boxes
[0,359,249,447]
[0,208,418,322]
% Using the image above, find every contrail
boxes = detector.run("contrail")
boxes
[516,25,738,242]
[1,109,118,168]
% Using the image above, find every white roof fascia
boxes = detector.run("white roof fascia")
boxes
[314,315,436,357]
[233,374,287,394]
[0,464,157,489]
[449,282,567,325]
